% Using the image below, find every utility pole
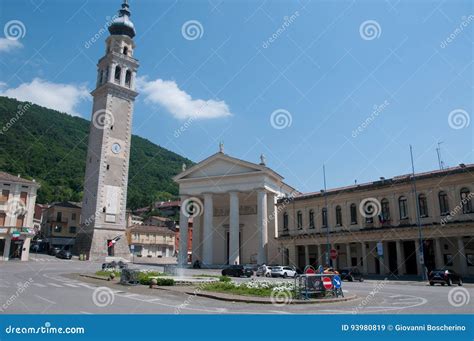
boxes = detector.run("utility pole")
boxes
[410,145,426,281]
[323,164,331,267]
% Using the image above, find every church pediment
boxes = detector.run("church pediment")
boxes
[174,153,270,181]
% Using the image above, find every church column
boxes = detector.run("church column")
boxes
[257,189,268,265]
[120,66,126,86]
[108,62,116,83]
[361,242,368,274]
[414,239,423,276]
[202,193,214,266]
[178,195,188,265]
[346,243,351,267]
[229,191,240,265]
[304,245,309,267]
[191,214,201,263]
[434,238,443,270]
[316,244,322,266]
[396,240,405,275]
[457,237,467,276]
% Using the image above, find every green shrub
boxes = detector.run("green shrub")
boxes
[95,270,120,278]
[138,272,174,286]
[156,278,175,286]
[219,275,231,282]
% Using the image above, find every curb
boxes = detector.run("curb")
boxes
[182,290,358,304]
[79,274,111,281]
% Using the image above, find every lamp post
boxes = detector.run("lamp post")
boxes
[323,164,331,267]
[410,145,426,281]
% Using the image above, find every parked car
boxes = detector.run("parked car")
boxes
[271,266,298,278]
[48,247,61,256]
[429,269,463,286]
[221,265,253,277]
[56,250,72,259]
[339,267,364,282]
[256,265,273,277]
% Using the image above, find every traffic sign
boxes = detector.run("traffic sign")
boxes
[332,275,342,289]
[330,249,338,260]
[323,276,333,289]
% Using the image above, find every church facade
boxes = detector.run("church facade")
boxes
[174,149,297,266]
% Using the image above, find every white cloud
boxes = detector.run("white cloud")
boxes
[0,38,23,53]
[138,77,232,120]
[0,78,90,116]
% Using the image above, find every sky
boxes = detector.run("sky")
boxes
[0,0,472,194]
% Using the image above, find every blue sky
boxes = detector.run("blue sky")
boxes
[0,0,472,193]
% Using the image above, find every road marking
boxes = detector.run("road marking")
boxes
[145,298,161,302]
[34,295,56,304]
[47,283,63,287]
[63,283,80,288]
[80,311,92,314]
[32,283,47,287]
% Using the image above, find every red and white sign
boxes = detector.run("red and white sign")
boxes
[323,276,333,289]
[330,249,338,260]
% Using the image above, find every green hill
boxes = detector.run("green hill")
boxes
[0,96,193,209]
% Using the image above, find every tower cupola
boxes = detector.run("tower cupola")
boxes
[108,0,136,38]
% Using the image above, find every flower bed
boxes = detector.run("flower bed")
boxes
[202,279,295,298]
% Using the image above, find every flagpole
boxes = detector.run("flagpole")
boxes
[410,145,426,281]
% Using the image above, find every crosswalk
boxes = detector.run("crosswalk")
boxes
[29,281,93,289]
[29,256,76,263]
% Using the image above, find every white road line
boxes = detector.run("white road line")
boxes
[80,311,92,314]
[47,283,63,288]
[145,298,161,302]
[63,283,80,288]
[32,283,47,287]
[34,295,56,305]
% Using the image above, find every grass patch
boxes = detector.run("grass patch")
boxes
[192,274,220,278]
[137,271,167,285]
[219,275,231,282]
[95,270,120,278]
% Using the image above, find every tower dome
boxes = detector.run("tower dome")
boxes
[108,0,136,38]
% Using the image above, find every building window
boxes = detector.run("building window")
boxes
[381,198,390,221]
[16,215,24,227]
[56,212,62,222]
[69,226,77,234]
[283,212,288,230]
[0,190,9,202]
[438,191,449,215]
[0,213,5,226]
[297,210,303,229]
[460,188,472,214]
[350,204,357,224]
[322,208,328,227]
[335,205,342,226]
[399,196,408,219]
[114,66,121,83]
[125,70,132,87]
[309,209,315,229]
[418,194,428,217]
[54,225,62,233]
[123,46,128,55]
[71,213,76,221]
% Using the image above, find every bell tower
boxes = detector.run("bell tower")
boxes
[75,0,138,260]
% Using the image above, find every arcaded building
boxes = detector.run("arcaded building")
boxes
[276,164,474,277]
